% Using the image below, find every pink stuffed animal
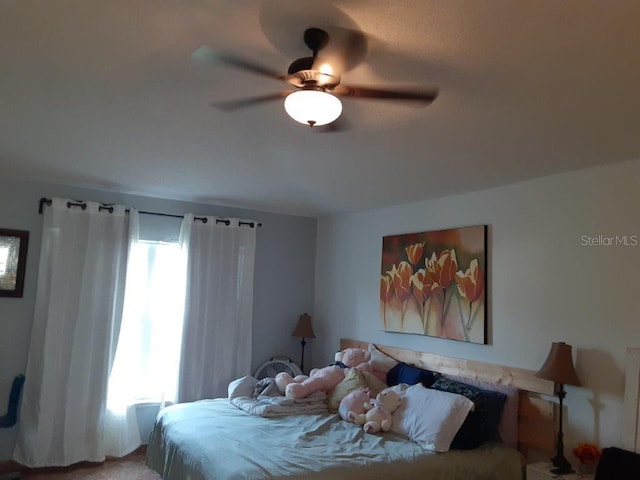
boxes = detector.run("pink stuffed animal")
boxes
[338,387,372,422]
[284,365,346,399]
[354,388,402,434]
[274,372,308,396]
[334,348,372,373]
[279,348,373,400]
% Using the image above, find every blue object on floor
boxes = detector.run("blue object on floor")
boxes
[0,374,25,428]
[0,375,25,479]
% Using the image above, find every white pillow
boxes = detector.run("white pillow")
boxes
[327,368,368,412]
[391,383,474,452]
[367,343,399,373]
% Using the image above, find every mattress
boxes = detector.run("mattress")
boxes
[146,398,524,480]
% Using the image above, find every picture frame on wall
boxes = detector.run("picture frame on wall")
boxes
[380,225,487,344]
[0,228,29,298]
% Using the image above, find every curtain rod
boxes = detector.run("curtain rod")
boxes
[38,198,262,228]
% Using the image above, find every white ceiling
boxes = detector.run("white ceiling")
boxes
[1,0,639,217]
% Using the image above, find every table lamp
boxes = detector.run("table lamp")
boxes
[291,313,315,372]
[535,341,581,475]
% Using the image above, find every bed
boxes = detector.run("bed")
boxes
[146,339,557,480]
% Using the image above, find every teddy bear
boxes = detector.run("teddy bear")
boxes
[334,348,372,374]
[353,388,403,434]
[282,364,345,399]
[338,387,372,422]
[275,372,308,396]
[276,347,374,399]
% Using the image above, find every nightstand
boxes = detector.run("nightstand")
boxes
[526,461,594,480]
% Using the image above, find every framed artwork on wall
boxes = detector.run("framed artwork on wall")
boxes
[0,228,29,298]
[380,225,487,344]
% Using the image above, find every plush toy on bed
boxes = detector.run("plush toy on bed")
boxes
[334,348,372,373]
[277,347,373,399]
[353,388,402,434]
[281,365,345,399]
[338,387,372,422]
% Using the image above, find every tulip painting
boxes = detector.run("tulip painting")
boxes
[388,261,413,328]
[380,225,487,344]
[380,274,394,329]
[455,259,485,341]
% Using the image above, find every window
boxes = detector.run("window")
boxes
[108,240,186,411]
[0,246,8,274]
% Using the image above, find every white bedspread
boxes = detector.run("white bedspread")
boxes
[227,375,328,417]
[146,398,525,480]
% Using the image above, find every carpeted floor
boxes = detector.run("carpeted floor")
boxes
[17,451,161,480]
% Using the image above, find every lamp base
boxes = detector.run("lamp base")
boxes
[550,452,573,475]
[548,386,574,476]
[299,337,307,373]
[550,466,574,476]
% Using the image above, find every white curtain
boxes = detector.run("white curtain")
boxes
[13,198,138,467]
[178,214,257,402]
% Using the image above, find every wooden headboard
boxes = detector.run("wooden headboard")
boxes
[340,338,556,458]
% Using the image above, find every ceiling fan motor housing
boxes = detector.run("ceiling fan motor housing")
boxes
[286,69,340,90]
[287,27,340,90]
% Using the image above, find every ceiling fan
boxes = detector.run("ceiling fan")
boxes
[192,27,438,128]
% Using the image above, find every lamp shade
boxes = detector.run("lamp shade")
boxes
[292,313,315,338]
[535,342,581,386]
[284,90,342,127]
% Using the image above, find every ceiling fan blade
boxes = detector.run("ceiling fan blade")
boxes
[333,85,439,104]
[312,26,369,76]
[192,46,285,81]
[208,92,291,111]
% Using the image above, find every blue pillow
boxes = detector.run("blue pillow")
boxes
[430,377,507,449]
[386,362,437,388]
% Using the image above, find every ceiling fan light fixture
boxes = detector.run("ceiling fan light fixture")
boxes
[284,90,342,127]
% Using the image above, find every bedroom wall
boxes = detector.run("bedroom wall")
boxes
[313,157,640,456]
[0,177,316,461]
